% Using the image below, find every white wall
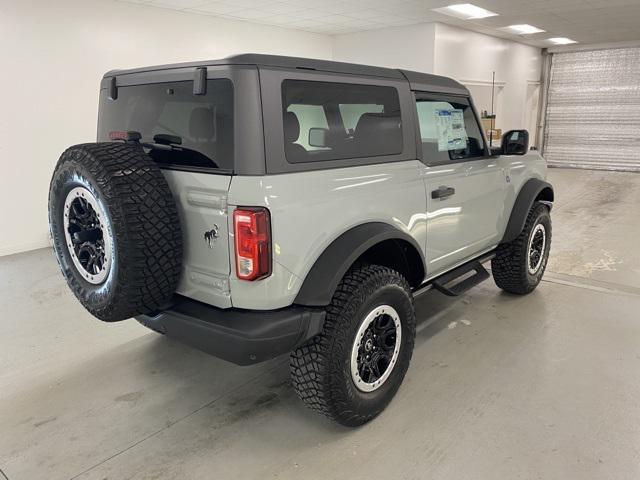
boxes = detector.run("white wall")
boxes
[0,0,332,256]
[332,23,436,72]
[334,22,542,135]
[433,23,542,133]
[0,5,543,257]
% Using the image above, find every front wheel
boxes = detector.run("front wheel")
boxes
[492,201,552,294]
[290,264,415,427]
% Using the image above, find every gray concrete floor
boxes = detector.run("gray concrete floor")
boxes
[1,168,639,480]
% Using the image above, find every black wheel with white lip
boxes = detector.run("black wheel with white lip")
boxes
[63,186,113,285]
[351,305,402,392]
[527,223,546,275]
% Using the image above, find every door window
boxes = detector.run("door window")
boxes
[415,95,485,163]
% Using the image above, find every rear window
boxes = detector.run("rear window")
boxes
[97,79,234,171]
[281,80,402,163]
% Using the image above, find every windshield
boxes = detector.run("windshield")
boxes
[97,79,234,171]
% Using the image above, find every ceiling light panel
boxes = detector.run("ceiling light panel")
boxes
[548,37,578,44]
[433,3,499,20]
[502,24,545,35]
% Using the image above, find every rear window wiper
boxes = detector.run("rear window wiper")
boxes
[140,134,183,152]
[153,133,182,146]
[108,130,219,168]
[109,131,180,146]
[109,130,181,150]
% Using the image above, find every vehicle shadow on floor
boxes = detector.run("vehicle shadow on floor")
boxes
[2,284,535,479]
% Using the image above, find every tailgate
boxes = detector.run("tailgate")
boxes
[162,169,233,308]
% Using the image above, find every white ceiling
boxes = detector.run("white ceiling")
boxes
[117,0,640,47]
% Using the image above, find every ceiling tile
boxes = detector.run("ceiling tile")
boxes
[289,8,330,20]
[319,2,367,14]
[257,13,301,24]
[260,2,307,14]
[148,0,209,8]
[116,0,640,45]
[225,8,275,19]
[186,2,244,15]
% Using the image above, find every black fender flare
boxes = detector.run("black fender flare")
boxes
[501,178,554,243]
[294,222,426,307]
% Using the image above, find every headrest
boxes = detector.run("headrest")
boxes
[354,113,401,147]
[283,112,300,144]
[189,107,215,140]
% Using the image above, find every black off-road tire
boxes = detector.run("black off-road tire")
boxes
[492,201,551,294]
[49,143,182,322]
[290,264,415,427]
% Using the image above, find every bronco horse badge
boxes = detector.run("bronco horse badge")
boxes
[204,225,219,248]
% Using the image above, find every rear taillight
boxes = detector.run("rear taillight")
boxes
[233,207,271,281]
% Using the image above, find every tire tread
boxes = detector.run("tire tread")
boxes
[290,264,414,426]
[491,201,550,295]
[49,143,182,321]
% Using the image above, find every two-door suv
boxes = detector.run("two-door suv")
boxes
[49,54,553,426]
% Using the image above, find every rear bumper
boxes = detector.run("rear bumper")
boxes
[135,296,325,365]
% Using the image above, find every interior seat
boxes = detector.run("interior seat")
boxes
[189,107,216,142]
[353,113,402,155]
[283,111,308,160]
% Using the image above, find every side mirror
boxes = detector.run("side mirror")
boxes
[490,146,502,157]
[502,129,529,155]
[308,127,329,148]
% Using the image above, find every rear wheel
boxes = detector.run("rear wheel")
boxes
[49,143,182,322]
[492,202,551,294]
[290,264,415,426]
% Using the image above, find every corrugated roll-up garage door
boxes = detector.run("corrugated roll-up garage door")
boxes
[544,47,640,171]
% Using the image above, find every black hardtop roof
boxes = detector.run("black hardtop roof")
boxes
[103,53,468,95]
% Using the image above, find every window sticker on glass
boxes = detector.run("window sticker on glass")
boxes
[435,108,467,152]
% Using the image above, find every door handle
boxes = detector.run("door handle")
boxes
[431,185,456,199]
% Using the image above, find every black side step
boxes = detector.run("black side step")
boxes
[431,261,490,296]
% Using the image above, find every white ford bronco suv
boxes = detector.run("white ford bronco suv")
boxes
[49,54,553,426]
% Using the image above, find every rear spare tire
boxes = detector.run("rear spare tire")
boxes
[48,142,182,322]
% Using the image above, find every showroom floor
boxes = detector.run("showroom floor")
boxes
[1,168,639,480]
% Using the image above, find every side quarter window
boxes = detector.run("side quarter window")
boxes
[281,80,402,164]
[415,94,485,164]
